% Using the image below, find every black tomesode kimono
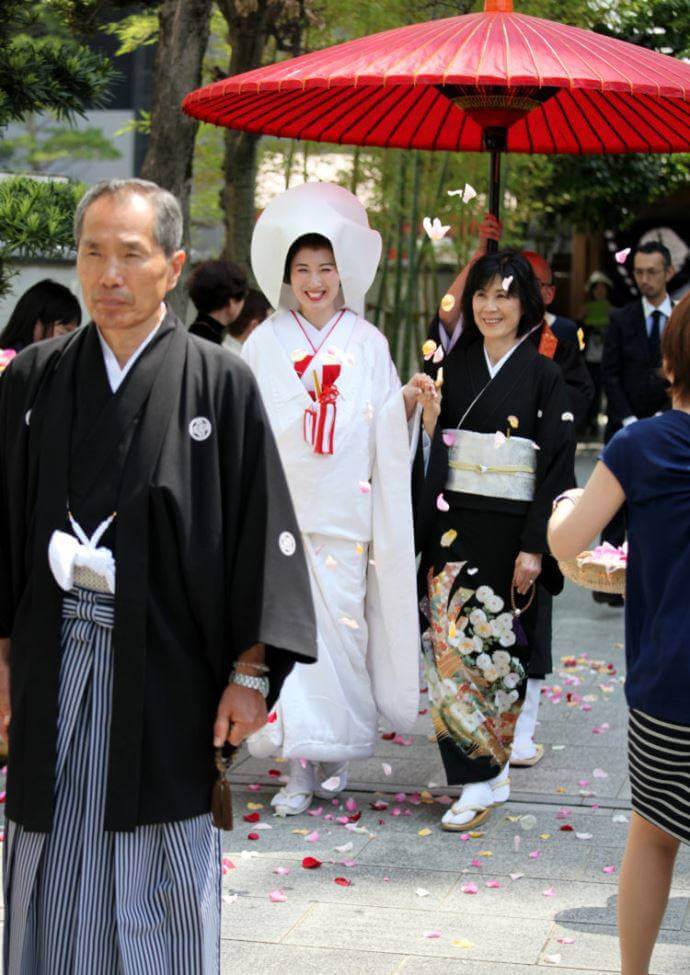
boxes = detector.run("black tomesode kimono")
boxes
[416,334,575,786]
[426,315,593,678]
[0,311,317,833]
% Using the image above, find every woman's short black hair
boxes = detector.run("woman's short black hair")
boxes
[187,259,248,315]
[460,250,545,343]
[0,279,82,350]
[283,233,335,284]
[228,288,272,338]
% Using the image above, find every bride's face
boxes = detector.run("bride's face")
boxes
[290,246,340,313]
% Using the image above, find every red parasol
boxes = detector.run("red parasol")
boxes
[183,0,690,235]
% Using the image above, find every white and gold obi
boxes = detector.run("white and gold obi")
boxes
[445,429,537,502]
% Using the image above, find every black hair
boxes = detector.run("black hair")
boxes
[633,240,672,270]
[187,259,248,314]
[228,288,272,338]
[283,233,335,284]
[460,250,545,344]
[0,279,82,350]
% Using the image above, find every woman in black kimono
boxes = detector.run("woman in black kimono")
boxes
[416,251,575,831]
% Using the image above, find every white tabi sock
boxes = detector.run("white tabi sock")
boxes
[512,678,544,760]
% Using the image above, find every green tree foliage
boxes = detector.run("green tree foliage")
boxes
[0,2,112,128]
[0,1,114,293]
[0,177,85,297]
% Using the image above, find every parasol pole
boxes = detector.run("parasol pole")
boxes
[483,127,507,253]
[483,0,513,253]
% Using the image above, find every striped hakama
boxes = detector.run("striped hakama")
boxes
[3,586,222,974]
[628,708,690,846]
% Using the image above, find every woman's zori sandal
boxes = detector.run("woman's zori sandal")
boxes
[510,743,544,767]
[441,766,511,832]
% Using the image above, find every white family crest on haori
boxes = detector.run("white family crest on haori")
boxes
[188,416,212,441]
[278,531,297,556]
[250,182,382,317]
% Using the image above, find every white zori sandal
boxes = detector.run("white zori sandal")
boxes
[271,789,313,817]
[441,765,510,832]
[271,759,315,817]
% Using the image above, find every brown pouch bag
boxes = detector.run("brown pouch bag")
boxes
[211,746,236,830]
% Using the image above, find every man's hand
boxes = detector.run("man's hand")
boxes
[512,551,543,596]
[213,682,267,748]
[0,638,10,743]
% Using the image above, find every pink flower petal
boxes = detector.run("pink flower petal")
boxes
[424,930,442,939]
[615,247,631,264]
[485,880,501,889]
[305,831,320,842]
[436,492,450,512]
[543,887,556,897]
[461,882,478,894]
[602,865,617,874]
[269,889,287,902]
[358,480,371,494]
[273,866,291,876]
[442,431,456,447]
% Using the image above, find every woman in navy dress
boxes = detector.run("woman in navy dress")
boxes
[549,293,690,975]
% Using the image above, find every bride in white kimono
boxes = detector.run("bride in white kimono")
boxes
[243,182,431,814]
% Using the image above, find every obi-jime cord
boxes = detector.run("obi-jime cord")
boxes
[417,251,576,832]
[4,511,221,975]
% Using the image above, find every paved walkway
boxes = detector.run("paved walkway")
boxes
[221,456,690,974]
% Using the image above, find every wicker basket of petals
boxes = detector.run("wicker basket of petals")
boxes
[558,543,626,596]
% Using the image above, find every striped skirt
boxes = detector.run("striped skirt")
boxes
[3,587,222,974]
[628,708,690,845]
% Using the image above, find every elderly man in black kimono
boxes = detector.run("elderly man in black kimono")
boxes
[0,178,316,973]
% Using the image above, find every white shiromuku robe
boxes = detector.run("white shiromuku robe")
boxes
[243,309,420,760]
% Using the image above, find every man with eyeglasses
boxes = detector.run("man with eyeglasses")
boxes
[597,241,675,606]
[522,251,580,346]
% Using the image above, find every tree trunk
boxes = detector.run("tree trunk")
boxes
[140,0,212,318]
[217,1,272,273]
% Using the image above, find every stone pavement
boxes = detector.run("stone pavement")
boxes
[221,455,690,975]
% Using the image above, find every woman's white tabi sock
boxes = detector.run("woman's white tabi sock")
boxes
[511,678,544,761]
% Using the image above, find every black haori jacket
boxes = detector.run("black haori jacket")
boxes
[0,311,317,832]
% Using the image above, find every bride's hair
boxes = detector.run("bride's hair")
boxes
[283,233,335,283]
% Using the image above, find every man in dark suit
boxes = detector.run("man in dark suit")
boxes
[598,240,675,604]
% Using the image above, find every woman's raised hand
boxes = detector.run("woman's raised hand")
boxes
[403,373,441,436]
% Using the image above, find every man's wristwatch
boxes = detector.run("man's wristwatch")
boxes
[229,670,270,698]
